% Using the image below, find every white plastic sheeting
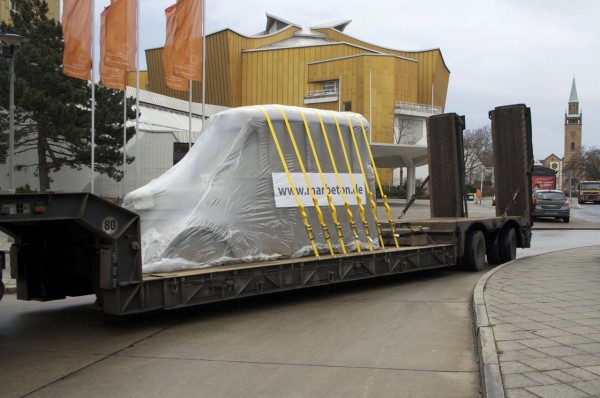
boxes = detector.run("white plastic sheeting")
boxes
[123,105,379,273]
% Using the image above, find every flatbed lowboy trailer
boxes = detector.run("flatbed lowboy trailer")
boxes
[0,105,533,315]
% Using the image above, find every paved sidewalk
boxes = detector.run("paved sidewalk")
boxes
[475,245,600,398]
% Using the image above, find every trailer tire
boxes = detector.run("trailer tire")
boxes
[498,226,517,264]
[463,230,486,272]
[0,280,4,302]
[486,233,501,265]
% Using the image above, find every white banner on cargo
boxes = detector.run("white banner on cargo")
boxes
[272,173,367,208]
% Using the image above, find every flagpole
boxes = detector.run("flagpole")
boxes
[123,89,127,198]
[91,0,96,194]
[338,75,341,112]
[201,0,206,126]
[189,80,192,149]
[369,69,372,143]
[135,0,140,189]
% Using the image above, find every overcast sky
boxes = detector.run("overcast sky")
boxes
[93,0,600,161]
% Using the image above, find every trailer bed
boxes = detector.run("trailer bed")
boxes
[0,105,534,315]
[0,191,532,314]
[124,244,455,314]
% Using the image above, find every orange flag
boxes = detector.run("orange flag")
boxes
[104,0,137,71]
[62,0,92,80]
[100,7,126,90]
[173,0,202,81]
[163,4,188,91]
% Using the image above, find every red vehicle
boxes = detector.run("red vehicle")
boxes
[532,165,556,190]
[578,181,600,204]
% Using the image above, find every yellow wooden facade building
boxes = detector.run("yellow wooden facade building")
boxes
[145,14,450,147]
[0,0,59,24]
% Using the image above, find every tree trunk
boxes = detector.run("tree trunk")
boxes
[38,133,50,192]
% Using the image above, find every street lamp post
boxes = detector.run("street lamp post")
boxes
[1,33,27,193]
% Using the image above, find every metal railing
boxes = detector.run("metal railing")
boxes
[305,89,339,98]
[395,101,442,114]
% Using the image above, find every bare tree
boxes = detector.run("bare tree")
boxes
[392,117,420,188]
[565,145,600,181]
[463,125,493,183]
[394,117,420,145]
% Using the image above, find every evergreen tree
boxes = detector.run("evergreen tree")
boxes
[0,0,135,192]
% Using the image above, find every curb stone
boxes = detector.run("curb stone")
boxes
[473,261,514,398]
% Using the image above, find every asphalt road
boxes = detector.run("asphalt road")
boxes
[575,202,600,223]
[0,198,598,398]
[0,267,486,398]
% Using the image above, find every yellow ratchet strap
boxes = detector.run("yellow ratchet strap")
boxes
[329,112,372,252]
[255,107,319,258]
[355,115,400,248]
[314,111,354,254]
[296,107,342,255]
[343,114,384,250]
[272,106,335,256]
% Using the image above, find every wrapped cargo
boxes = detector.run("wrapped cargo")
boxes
[123,105,380,273]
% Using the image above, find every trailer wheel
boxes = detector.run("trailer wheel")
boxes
[498,226,517,264]
[463,230,486,272]
[486,233,501,265]
[0,280,5,302]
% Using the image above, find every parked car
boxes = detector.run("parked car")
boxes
[532,190,570,223]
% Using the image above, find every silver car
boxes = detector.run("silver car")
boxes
[532,190,570,223]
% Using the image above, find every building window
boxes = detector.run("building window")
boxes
[9,0,19,13]
[343,101,352,112]
[173,143,192,165]
[323,80,339,92]
[304,80,339,104]
[571,142,575,151]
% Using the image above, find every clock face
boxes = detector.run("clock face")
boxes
[571,131,576,137]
